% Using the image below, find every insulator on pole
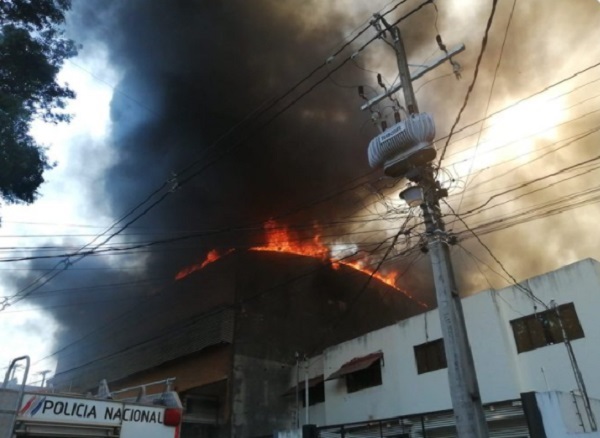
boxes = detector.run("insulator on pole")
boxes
[377,73,386,90]
[358,86,366,100]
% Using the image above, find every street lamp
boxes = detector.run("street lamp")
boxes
[399,186,424,208]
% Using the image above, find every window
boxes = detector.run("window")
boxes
[326,352,383,394]
[414,339,447,374]
[345,360,382,393]
[301,381,325,406]
[285,375,325,406]
[510,303,584,353]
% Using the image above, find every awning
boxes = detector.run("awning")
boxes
[326,351,383,380]
[283,375,325,396]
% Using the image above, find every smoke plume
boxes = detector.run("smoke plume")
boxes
[9,0,600,372]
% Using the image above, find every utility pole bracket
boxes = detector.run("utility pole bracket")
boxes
[360,44,465,112]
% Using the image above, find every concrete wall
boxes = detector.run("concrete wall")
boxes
[292,258,600,426]
[496,259,600,398]
[109,345,232,438]
[320,289,527,424]
[275,429,301,438]
[110,344,231,394]
[535,391,600,437]
[232,354,295,438]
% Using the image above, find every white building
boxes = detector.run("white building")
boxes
[287,258,600,437]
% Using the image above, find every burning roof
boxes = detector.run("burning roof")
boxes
[175,220,427,308]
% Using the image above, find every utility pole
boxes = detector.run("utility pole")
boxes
[363,15,489,438]
[295,352,300,429]
[304,355,310,426]
[37,370,52,388]
[551,300,597,431]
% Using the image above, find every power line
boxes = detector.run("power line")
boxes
[1,3,388,307]
[48,306,235,381]
[8,87,594,255]
[59,117,586,268]
[35,229,423,362]
[309,216,418,356]
[444,89,600,168]
[436,62,600,162]
[0,223,413,264]
[10,2,600,314]
[174,0,434,184]
[436,0,499,167]
[442,199,547,309]
[458,152,600,217]
[454,176,600,239]
[0,215,406,240]
[0,278,170,299]
[163,0,414,183]
[35,232,422,371]
[456,243,526,317]
[352,107,600,219]
[1,1,435,310]
[456,0,517,213]
[453,186,599,240]
[451,120,600,195]
[338,32,600,236]
[453,125,600,201]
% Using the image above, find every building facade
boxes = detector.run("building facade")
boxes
[51,251,426,438]
[288,258,600,436]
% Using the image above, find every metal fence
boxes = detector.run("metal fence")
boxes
[318,414,440,438]
[316,403,529,438]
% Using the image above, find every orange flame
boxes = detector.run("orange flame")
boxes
[336,260,397,288]
[250,220,427,308]
[250,220,329,259]
[174,220,427,308]
[175,249,233,280]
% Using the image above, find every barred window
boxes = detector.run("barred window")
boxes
[510,303,584,353]
[414,339,447,374]
[345,360,382,393]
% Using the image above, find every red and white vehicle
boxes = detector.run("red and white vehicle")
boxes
[0,356,183,438]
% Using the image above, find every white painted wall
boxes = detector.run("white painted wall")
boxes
[293,258,600,426]
[496,259,600,399]
[535,391,600,437]
[275,429,302,438]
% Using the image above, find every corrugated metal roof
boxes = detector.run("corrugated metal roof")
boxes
[326,352,383,380]
[53,307,234,390]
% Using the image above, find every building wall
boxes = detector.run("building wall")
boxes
[534,391,600,437]
[497,258,600,398]
[110,344,231,395]
[294,258,600,426]
[111,345,232,437]
[231,354,295,438]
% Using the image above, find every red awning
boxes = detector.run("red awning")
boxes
[326,351,383,381]
[283,375,325,396]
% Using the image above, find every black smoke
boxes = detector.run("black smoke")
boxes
[72,1,385,258]
[19,0,589,374]
[10,0,445,372]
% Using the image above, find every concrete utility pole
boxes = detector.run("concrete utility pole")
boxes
[295,352,301,429]
[37,370,52,388]
[415,167,489,438]
[363,16,489,438]
[304,356,310,426]
[551,301,597,431]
